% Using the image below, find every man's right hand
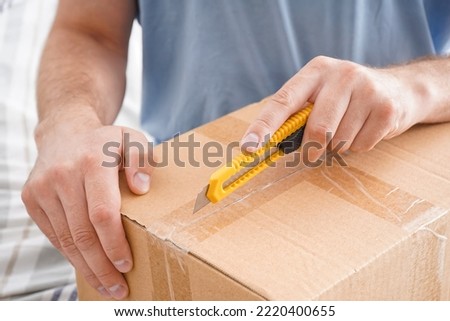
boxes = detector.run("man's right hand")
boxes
[21,111,153,300]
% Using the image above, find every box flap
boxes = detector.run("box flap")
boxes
[118,101,450,300]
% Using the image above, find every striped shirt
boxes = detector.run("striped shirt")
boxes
[0,0,142,300]
[0,0,77,300]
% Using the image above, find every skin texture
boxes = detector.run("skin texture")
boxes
[21,0,143,300]
[240,56,450,159]
[21,0,450,300]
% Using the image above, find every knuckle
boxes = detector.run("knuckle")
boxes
[307,123,332,142]
[47,163,72,182]
[82,153,102,170]
[89,203,115,227]
[361,79,378,98]
[95,268,119,284]
[82,272,100,288]
[25,174,49,197]
[310,55,333,68]
[21,185,32,205]
[103,243,124,259]
[47,233,62,250]
[254,117,275,133]
[48,163,69,180]
[47,163,79,192]
[340,61,362,83]
[58,232,78,256]
[377,100,397,123]
[72,228,98,251]
[271,86,296,110]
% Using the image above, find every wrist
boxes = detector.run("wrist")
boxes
[380,68,427,129]
[386,59,446,125]
[35,105,103,147]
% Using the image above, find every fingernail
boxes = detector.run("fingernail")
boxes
[134,172,150,193]
[241,133,260,153]
[109,284,128,300]
[114,259,132,273]
[97,286,111,298]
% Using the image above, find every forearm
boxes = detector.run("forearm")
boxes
[387,56,450,125]
[37,26,128,132]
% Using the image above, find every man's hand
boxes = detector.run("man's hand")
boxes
[22,112,153,300]
[21,0,138,299]
[241,56,450,161]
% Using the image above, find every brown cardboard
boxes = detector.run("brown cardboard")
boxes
[77,101,450,300]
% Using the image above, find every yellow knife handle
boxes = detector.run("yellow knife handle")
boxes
[206,104,312,203]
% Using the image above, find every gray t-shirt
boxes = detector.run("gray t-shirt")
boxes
[137,0,450,142]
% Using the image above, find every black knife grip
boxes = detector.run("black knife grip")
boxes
[277,126,305,154]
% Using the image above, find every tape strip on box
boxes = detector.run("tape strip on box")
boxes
[145,149,448,300]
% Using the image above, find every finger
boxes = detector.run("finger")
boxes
[350,110,392,152]
[301,83,351,163]
[331,99,371,153]
[240,65,321,152]
[22,177,108,297]
[57,177,128,300]
[84,163,132,299]
[122,128,153,195]
[37,193,109,298]
[22,185,62,250]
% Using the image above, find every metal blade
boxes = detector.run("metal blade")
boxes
[193,185,211,214]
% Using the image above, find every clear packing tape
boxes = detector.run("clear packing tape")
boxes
[124,139,450,300]
[108,103,450,300]
[149,162,448,247]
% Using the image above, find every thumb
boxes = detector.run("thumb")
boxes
[122,128,154,195]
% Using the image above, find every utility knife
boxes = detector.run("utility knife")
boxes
[193,104,312,214]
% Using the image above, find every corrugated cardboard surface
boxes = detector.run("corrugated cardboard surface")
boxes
[77,101,450,300]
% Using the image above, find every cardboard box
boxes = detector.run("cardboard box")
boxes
[77,101,450,300]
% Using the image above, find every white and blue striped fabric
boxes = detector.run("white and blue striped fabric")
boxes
[0,0,142,300]
[0,0,77,301]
